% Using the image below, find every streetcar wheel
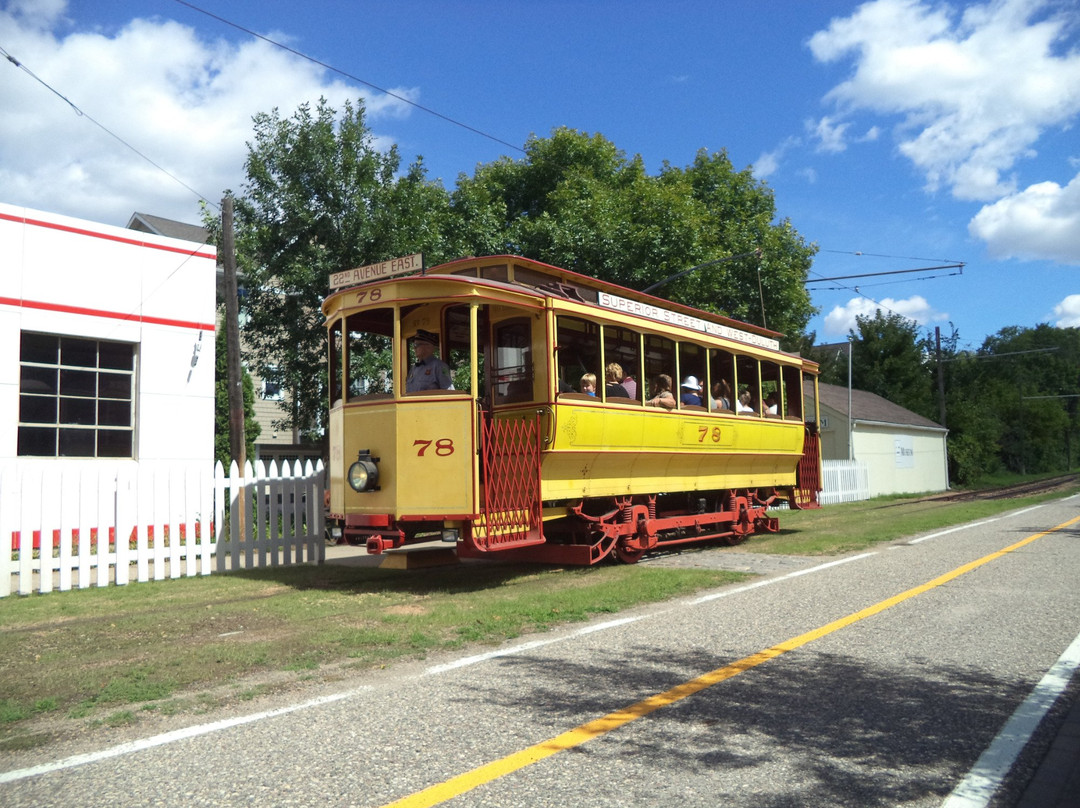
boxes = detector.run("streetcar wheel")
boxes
[614,542,645,564]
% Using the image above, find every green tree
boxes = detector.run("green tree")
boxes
[849,311,935,419]
[977,324,1080,474]
[219,98,453,439]
[451,128,817,343]
[213,326,260,467]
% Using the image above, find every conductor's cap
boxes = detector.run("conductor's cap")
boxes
[414,329,439,345]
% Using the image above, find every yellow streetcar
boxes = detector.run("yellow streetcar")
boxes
[322,254,821,565]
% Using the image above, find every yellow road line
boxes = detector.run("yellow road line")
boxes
[384,514,1080,808]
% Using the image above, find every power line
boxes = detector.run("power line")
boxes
[0,43,219,213]
[172,0,526,155]
[819,248,966,264]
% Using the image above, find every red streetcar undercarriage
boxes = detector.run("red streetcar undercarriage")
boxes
[456,487,786,566]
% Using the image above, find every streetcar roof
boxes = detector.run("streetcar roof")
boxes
[326,254,785,342]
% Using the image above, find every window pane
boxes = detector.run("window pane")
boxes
[60,369,96,397]
[18,426,56,456]
[21,333,58,364]
[60,397,96,425]
[20,365,57,394]
[58,428,95,457]
[98,400,131,427]
[61,339,96,368]
[97,430,132,458]
[98,372,131,400]
[99,341,134,370]
[20,394,57,424]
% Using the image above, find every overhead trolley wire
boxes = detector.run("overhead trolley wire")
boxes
[172,0,527,155]
[0,42,219,213]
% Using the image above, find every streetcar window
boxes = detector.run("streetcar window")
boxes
[556,317,600,395]
[735,355,761,415]
[782,365,803,420]
[761,361,781,417]
[328,318,343,407]
[444,304,486,395]
[345,308,393,400]
[708,349,735,412]
[677,342,706,409]
[643,334,676,396]
[603,325,641,401]
[493,318,533,404]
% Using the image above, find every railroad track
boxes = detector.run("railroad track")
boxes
[919,474,1079,503]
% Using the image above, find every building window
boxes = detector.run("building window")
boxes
[18,332,136,458]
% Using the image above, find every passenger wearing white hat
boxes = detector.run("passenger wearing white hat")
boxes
[680,375,703,407]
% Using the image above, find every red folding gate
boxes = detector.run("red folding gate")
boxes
[471,412,544,551]
[793,429,822,509]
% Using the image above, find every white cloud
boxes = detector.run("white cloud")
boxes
[809,116,850,153]
[0,3,416,226]
[808,0,1080,202]
[1053,294,1080,327]
[823,294,947,336]
[754,136,800,179]
[968,170,1080,264]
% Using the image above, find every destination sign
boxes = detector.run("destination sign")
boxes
[329,253,423,290]
[597,291,780,351]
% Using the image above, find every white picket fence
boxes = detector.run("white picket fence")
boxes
[820,459,871,505]
[0,459,325,597]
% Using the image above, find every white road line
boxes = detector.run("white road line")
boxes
[0,688,369,785]
[689,552,876,604]
[942,629,1080,808]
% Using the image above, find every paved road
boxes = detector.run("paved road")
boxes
[2,496,1079,807]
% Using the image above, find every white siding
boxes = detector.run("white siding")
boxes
[0,202,217,466]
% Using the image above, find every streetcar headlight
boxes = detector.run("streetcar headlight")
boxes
[441,528,460,543]
[347,450,380,492]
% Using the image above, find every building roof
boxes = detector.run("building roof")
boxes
[814,382,945,431]
[126,212,210,244]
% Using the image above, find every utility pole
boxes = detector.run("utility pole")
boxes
[222,196,246,469]
[935,327,946,427]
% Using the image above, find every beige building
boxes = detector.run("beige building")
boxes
[813,382,949,497]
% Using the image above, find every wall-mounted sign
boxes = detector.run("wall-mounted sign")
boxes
[597,291,780,351]
[329,253,423,291]
[894,435,915,468]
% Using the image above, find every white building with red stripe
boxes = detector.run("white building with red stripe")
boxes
[0,202,217,468]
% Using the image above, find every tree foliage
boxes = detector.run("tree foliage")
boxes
[452,128,818,342]
[849,310,936,420]
[222,98,454,439]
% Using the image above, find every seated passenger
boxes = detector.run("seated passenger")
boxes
[605,363,630,398]
[736,389,755,413]
[765,391,779,415]
[680,375,703,407]
[406,329,454,392]
[646,374,676,410]
[711,379,732,410]
[621,374,637,399]
[580,372,597,396]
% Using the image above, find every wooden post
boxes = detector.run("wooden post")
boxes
[221,197,247,536]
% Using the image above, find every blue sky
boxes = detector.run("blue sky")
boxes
[2,0,1078,349]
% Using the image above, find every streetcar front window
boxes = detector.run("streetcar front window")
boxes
[329,318,343,407]
[345,308,393,400]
